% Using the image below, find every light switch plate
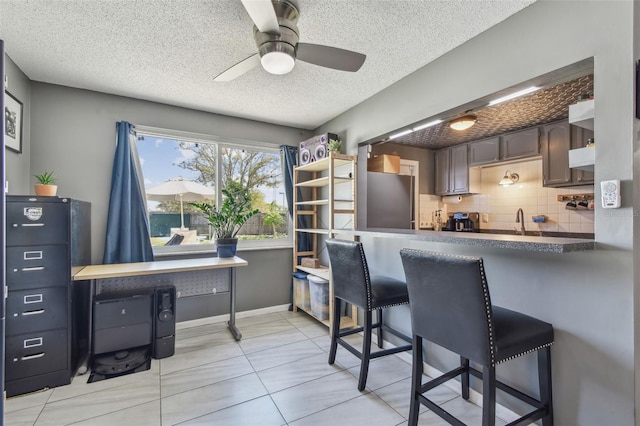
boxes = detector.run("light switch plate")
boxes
[482,213,489,223]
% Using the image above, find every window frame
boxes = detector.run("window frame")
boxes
[133,125,293,256]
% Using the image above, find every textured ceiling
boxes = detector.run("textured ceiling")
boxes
[0,0,535,129]
[390,74,594,149]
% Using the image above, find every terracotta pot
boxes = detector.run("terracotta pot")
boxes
[34,184,58,196]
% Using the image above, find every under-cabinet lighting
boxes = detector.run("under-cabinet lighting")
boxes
[389,129,414,140]
[499,170,520,186]
[413,119,443,131]
[488,86,540,106]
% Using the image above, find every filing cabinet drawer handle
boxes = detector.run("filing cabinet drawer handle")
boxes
[21,267,45,272]
[22,309,45,316]
[24,337,43,348]
[21,353,45,361]
[24,294,43,304]
[24,251,43,260]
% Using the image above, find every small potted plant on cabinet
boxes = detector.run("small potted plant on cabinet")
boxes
[33,171,58,196]
[190,187,259,257]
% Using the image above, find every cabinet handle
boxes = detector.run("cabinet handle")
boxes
[24,337,43,348]
[20,223,45,227]
[21,267,45,272]
[21,353,45,361]
[22,309,45,316]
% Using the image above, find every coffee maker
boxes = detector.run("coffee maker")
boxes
[443,212,479,232]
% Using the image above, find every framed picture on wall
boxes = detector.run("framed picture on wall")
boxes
[5,90,23,153]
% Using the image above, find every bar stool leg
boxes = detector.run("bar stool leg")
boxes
[482,365,496,426]
[328,298,342,365]
[461,356,470,400]
[408,335,423,426]
[538,346,553,426]
[358,310,373,391]
[377,309,384,348]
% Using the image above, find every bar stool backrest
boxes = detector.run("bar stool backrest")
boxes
[400,249,495,366]
[326,239,371,310]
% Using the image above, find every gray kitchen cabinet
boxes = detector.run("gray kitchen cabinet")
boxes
[435,144,470,195]
[501,127,540,160]
[434,148,450,195]
[542,120,593,187]
[542,121,571,186]
[450,144,469,194]
[468,137,500,166]
[571,126,594,184]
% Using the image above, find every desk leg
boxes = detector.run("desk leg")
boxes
[77,279,95,375]
[228,268,242,340]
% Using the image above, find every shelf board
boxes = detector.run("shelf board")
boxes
[296,199,328,206]
[295,176,353,188]
[296,265,330,279]
[334,209,355,214]
[295,154,355,172]
[295,228,330,235]
[292,307,357,329]
[568,99,594,130]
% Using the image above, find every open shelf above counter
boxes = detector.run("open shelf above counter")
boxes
[569,99,594,130]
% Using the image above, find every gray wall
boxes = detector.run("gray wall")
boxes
[4,54,30,194]
[318,2,635,425]
[28,82,309,264]
[8,78,304,318]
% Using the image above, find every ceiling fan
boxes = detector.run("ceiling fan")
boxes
[214,0,367,82]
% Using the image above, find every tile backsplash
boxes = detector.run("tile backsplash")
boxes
[419,159,594,234]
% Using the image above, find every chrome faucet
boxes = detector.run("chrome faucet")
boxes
[515,208,525,235]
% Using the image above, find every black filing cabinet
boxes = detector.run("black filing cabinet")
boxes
[5,196,91,397]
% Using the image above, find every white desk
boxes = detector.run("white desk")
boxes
[74,256,248,343]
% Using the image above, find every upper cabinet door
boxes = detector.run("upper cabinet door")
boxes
[501,127,540,161]
[468,137,500,167]
[450,144,469,194]
[434,149,450,195]
[542,121,571,187]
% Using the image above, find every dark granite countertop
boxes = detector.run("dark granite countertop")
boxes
[334,228,595,253]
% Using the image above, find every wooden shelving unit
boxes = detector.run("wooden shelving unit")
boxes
[293,152,358,330]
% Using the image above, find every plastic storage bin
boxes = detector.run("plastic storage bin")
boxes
[293,272,310,311]
[308,275,329,321]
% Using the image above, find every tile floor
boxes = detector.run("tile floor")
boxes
[5,309,508,425]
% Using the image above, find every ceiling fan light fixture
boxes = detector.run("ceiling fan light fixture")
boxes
[449,114,477,131]
[261,51,295,75]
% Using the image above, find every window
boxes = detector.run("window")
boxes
[134,129,290,253]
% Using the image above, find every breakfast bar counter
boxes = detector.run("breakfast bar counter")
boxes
[335,228,595,253]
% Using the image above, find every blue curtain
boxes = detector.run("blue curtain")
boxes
[103,122,154,264]
[281,145,312,310]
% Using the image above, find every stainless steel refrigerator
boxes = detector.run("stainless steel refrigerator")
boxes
[366,171,414,229]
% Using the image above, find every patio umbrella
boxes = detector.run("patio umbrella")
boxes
[145,177,215,230]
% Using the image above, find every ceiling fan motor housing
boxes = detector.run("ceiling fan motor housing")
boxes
[253,0,300,62]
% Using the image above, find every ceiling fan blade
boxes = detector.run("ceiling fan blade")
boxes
[214,54,261,82]
[241,0,280,34]
[296,43,366,72]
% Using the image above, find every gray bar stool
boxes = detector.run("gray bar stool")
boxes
[325,239,412,391]
[400,249,554,426]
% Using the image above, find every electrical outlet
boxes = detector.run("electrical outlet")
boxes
[482,213,489,223]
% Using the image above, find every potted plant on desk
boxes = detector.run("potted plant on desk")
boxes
[190,187,259,258]
[33,171,58,196]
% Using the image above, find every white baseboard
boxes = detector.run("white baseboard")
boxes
[176,304,290,330]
